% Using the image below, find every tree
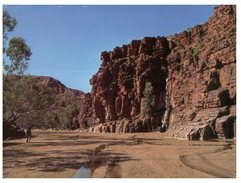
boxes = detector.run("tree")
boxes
[3,75,57,128]
[3,11,33,129]
[3,10,17,41]
[3,10,32,75]
[54,90,80,129]
[3,11,41,138]
[5,37,32,75]
[3,11,81,135]
[141,82,156,116]
[40,90,81,130]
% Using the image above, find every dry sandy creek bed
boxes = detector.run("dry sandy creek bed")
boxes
[3,130,236,178]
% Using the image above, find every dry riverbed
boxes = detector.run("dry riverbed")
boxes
[3,130,236,178]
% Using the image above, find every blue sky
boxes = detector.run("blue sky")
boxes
[4,5,216,92]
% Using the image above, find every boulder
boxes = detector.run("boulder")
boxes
[216,115,236,139]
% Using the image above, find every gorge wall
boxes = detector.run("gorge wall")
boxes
[89,36,170,133]
[77,5,236,140]
[165,5,236,140]
[4,6,236,141]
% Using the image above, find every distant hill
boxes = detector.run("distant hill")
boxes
[3,75,90,139]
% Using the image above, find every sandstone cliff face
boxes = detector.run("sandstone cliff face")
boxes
[89,37,170,133]
[83,5,236,140]
[165,5,236,140]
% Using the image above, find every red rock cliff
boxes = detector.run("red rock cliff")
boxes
[89,36,170,133]
[165,5,236,140]
[83,5,236,140]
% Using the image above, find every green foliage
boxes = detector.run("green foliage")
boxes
[141,82,156,116]
[175,40,185,50]
[166,35,175,40]
[3,10,17,41]
[191,40,204,60]
[3,11,32,75]
[125,58,132,66]
[41,90,80,130]
[192,47,200,59]
[3,76,81,130]
[2,11,80,131]
[3,76,57,127]
[2,11,37,132]
[5,37,32,75]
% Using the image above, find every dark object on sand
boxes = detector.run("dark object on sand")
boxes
[26,128,32,143]
[3,122,26,140]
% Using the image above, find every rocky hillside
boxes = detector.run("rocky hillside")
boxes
[30,76,92,130]
[26,76,93,130]
[80,5,236,140]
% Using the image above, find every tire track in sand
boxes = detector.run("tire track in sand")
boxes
[179,142,235,178]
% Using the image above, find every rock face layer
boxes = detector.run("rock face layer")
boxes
[165,5,236,140]
[83,5,236,140]
[89,37,170,133]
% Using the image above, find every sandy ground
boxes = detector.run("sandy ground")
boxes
[3,130,236,178]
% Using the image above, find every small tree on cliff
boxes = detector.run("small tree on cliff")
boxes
[141,82,156,116]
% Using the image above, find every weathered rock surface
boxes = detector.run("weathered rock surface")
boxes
[83,5,236,140]
[165,5,236,140]
[89,36,169,132]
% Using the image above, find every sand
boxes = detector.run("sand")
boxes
[3,130,236,178]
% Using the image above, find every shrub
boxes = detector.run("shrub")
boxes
[141,82,156,116]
